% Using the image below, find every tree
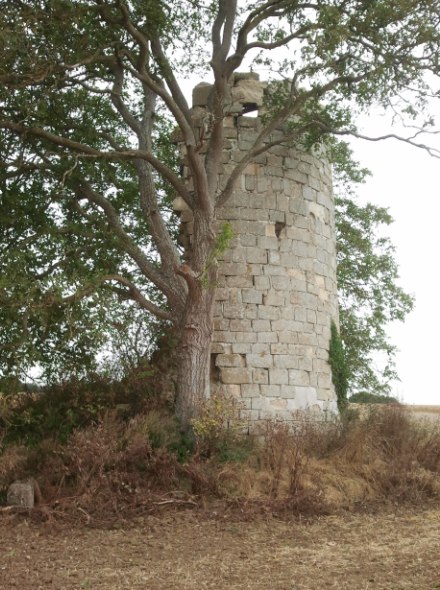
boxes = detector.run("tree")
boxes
[0,0,439,427]
[335,195,414,396]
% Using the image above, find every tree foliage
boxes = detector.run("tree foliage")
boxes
[336,196,414,395]
[349,391,400,405]
[0,0,439,421]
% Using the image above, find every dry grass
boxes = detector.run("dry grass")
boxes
[407,405,440,414]
[2,404,440,589]
[214,405,440,512]
[1,404,440,520]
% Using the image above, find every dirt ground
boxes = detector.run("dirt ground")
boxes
[1,506,439,590]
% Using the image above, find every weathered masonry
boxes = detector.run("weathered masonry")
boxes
[174,74,339,423]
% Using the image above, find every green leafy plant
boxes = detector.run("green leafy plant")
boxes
[336,197,414,395]
[0,378,116,447]
[191,393,248,460]
[201,222,234,288]
[328,320,349,412]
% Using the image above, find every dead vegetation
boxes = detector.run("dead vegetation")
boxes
[1,394,440,588]
[1,396,440,523]
[408,405,440,414]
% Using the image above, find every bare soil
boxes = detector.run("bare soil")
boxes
[1,506,440,590]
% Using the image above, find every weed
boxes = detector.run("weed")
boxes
[191,393,249,460]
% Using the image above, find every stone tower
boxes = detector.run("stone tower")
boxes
[175,74,339,424]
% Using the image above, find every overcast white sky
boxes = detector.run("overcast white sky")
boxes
[350,116,440,406]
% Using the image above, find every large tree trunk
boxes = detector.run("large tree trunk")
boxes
[173,204,218,429]
[175,283,216,430]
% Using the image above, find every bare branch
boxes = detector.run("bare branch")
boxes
[134,93,183,275]
[326,126,440,158]
[244,27,310,52]
[106,2,197,149]
[149,36,193,125]
[203,1,241,208]
[111,67,207,212]
[74,81,112,95]
[211,0,237,71]
[0,121,101,156]
[109,56,142,134]
[216,120,314,207]
[226,1,317,75]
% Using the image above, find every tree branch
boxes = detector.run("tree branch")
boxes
[101,274,173,321]
[0,120,193,204]
[225,1,317,75]
[211,0,237,71]
[326,126,440,158]
[134,89,183,278]
[109,55,142,134]
[77,181,185,307]
[105,2,197,149]
[216,120,314,207]
[106,6,209,212]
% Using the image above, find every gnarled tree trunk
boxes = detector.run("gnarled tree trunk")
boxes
[175,282,216,429]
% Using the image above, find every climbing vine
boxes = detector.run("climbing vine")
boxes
[328,320,349,412]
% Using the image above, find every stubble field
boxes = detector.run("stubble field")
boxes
[1,506,440,590]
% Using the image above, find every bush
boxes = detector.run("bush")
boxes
[1,401,439,519]
[191,393,251,461]
[0,360,176,448]
[0,376,117,446]
[349,391,400,404]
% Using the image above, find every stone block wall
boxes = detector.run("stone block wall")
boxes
[176,74,339,424]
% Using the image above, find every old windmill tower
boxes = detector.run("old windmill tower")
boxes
[174,74,339,424]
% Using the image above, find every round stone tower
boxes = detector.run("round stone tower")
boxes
[175,74,339,424]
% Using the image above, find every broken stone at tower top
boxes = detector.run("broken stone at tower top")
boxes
[192,72,266,114]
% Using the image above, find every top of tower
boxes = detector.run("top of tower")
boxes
[192,72,266,114]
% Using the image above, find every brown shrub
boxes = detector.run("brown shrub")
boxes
[326,405,440,502]
[1,404,439,520]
